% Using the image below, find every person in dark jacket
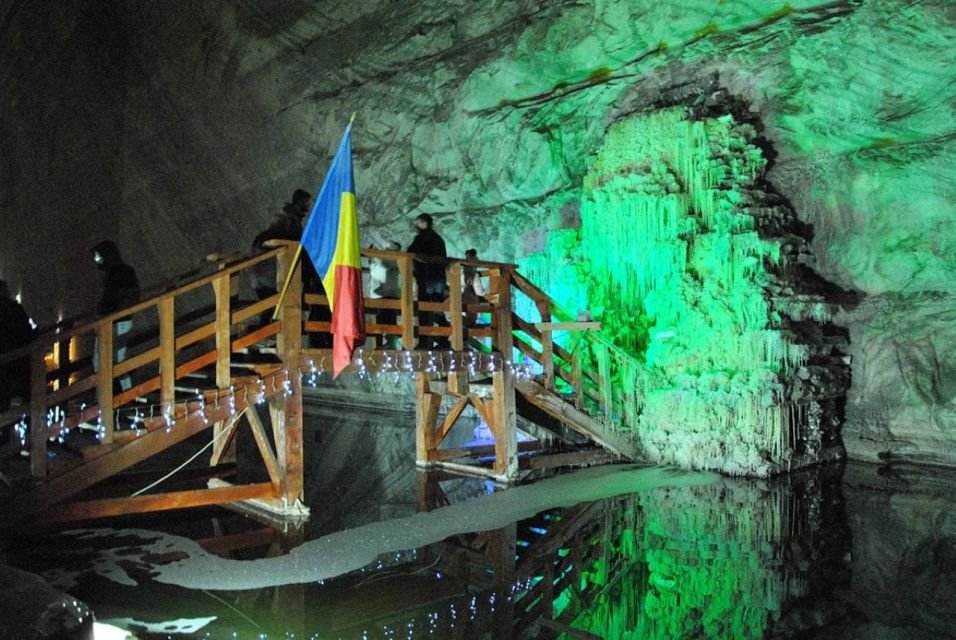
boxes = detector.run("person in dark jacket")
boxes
[0,280,35,410]
[91,240,140,391]
[250,189,331,347]
[251,188,313,301]
[407,213,448,349]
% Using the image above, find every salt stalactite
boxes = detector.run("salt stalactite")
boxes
[519,105,841,476]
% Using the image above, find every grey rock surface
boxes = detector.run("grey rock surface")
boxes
[1,0,953,467]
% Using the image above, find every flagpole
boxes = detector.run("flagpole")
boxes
[271,113,357,322]
[271,243,304,321]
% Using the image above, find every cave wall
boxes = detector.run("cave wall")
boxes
[0,0,953,467]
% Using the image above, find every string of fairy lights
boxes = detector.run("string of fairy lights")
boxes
[12,349,537,448]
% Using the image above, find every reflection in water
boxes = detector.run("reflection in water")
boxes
[545,468,850,639]
[11,462,956,639]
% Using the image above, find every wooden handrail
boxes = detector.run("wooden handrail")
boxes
[2,241,643,478]
[508,269,644,431]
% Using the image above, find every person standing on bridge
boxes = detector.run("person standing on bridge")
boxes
[251,188,331,348]
[0,280,35,411]
[407,213,448,349]
[368,240,401,348]
[461,248,486,327]
[91,240,140,392]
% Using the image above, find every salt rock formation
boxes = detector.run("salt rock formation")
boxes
[1,1,953,469]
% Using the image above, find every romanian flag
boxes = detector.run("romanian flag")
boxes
[300,123,365,377]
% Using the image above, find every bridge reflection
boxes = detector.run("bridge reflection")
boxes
[12,464,849,639]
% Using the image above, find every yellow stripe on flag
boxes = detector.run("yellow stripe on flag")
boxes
[321,192,359,311]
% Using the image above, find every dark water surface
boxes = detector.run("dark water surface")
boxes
[9,457,956,640]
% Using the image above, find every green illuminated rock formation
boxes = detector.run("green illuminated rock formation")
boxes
[524,105,849,474]
[1,0,953,469]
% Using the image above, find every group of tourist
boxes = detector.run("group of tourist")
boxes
[0,189,487,406]
[369,212,485,350]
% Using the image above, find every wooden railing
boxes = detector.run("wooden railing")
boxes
[300,248,509,357]
[0,241,643,484]
[508,271,645,434]
[0,244,305,479]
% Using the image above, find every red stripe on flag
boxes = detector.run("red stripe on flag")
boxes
[331,264,365,378]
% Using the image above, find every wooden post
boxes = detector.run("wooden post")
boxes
[277,369,304,503]
[491,368,517,481]
[398,254,415,350]
[495,268,513,357]
[541,316,554,391]
[96,321,115,444]
[596,342,611,419]
[274,244,304,505]
[211,274,235,464]
[490,522,517,640]
[540,301,554,391]
[415,373,440,466]
[276,245,302,357]
[572,352,584,409]
[159,298,175,423]
[542,552,555,621]
[448,262,463,351]
[29,348,47,478]
[447,262,467,394]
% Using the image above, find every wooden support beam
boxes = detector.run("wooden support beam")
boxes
[34,482,277,526]
[233,294,278,324]
[415,373,441,464]
[524,449,619,470]
[495,269,514,357]
[490,522,517,640]
[4,385,255,526]
[283,371,304,504]
[447,263,467,394]
[276,245,302,359]
[533,322,602,332]
[159,297,176,415]
[448,263,463,351]
[596,342,611,417]
[270,368,304,504]
[415,470,451,513]
[435,395,469,447]
[572,353,583,409]
[426,440,543,462]
[212,273,235,465]
[514,379,636,460]
[398,255,416,350]
[539,301,554,392]
[472,396,496,430]
[491,369,517,480]
[30,349,48,478]
[233,323,280,351]
[244,406,283,491]
[209,414,241,467]
[96,321,115,444]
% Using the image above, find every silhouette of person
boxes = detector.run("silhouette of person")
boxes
[0,280,35,411]
[251,189,331,348]
[251,188,312,304]
[461,248,486,327]
[369,241,401,348]
[91,240,140,392]
[407,213,448,349]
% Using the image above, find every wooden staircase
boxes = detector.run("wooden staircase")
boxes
[0,241,642,528]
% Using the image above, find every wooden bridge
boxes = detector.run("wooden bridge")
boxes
[0,241,641,530]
